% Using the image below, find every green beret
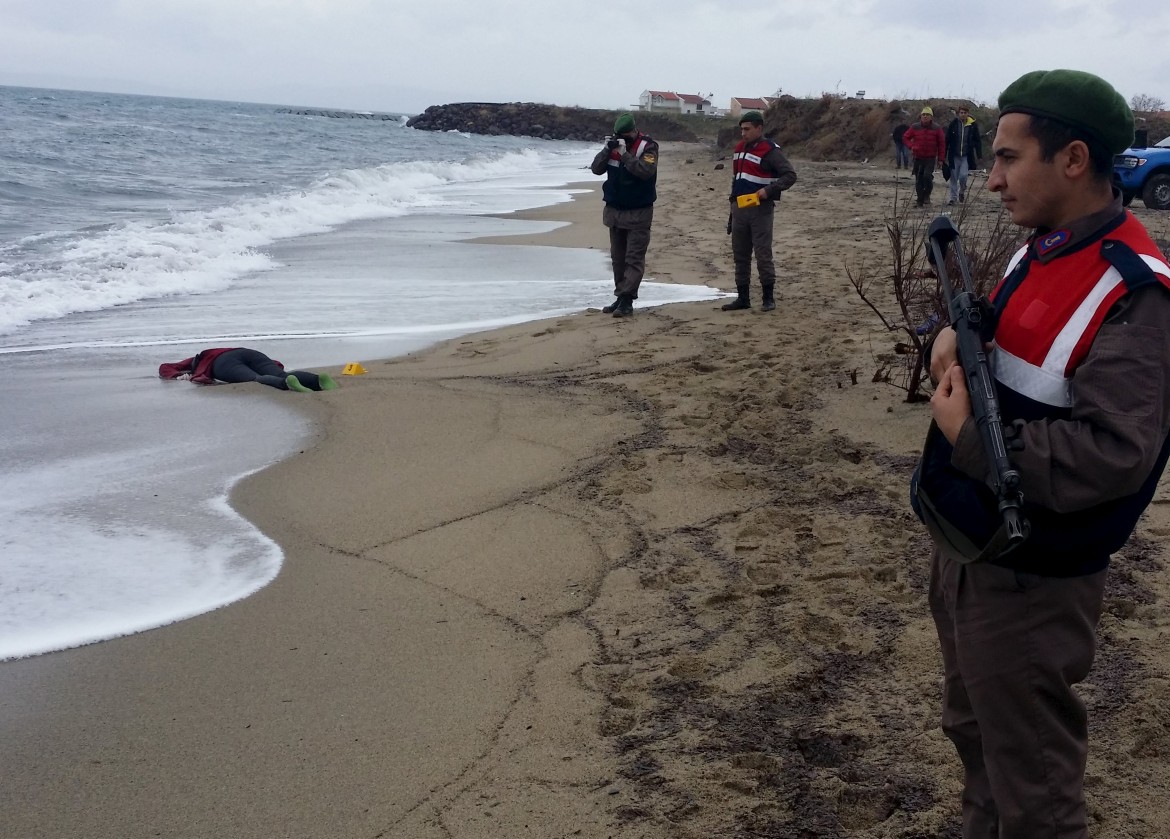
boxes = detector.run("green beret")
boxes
[740,110,764,125]
[998,69,1134,154]
[613,113,636,134]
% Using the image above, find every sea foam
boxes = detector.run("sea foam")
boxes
[0,148,585,337]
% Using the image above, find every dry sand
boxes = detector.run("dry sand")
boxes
[5,145,1170,838]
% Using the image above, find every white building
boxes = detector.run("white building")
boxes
[639,90,713,115]
[728,97,779,118]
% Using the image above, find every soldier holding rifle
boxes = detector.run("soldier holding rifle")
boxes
[913,70,1170,837]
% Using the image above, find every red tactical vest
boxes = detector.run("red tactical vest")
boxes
[914,211,1170,575]
[602,133,657,209]
[731,138,781,198]
[991,214,1170,409]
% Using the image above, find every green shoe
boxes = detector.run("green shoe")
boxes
[318,373,338,391]
[285,374,312,393]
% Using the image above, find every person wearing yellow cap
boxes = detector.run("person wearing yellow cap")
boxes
[916,69,1170,837]
[589,112,659,317]
[902,106,946,206]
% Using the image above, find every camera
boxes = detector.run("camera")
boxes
[606,136,623,150]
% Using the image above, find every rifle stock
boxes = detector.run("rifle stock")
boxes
[926,216,1029,558]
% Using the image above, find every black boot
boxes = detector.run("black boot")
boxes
[721,287,751,311]
[602,297,621,313]
[612,294,634,318]
[761,286,775,312]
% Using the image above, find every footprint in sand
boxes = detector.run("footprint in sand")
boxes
[799,611,845,646]
[814,523,849,546]
[746,562,785,585]
[666,655,709,681]
[730,752,779,772]
[837,784,898,830]
[599,708,636,737]
[712,471,750,490]
[605,475,652,496]
[456,338,497,357]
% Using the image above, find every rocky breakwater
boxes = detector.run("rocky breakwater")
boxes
[406,102,701,142]
[276,107,400,120]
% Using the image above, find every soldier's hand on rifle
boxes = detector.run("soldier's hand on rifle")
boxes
[929,327,959,384]
[930,365,973,444]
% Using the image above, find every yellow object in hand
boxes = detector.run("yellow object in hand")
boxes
[736,193,761,209]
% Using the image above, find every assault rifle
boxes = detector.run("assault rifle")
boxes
[926,216,1030,560]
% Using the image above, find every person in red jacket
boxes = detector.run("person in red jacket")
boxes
[159,347,337,392]
[903,106,946,207]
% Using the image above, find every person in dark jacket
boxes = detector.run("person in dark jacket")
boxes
[721,110,797,312]
[916,69,1170,837]
[903,106,946,207]
[590,113,658,318]
[892,121,911,169]
[159,347,337,392]
[945,106,983,204]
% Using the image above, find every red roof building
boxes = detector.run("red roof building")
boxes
[638,90,712,115]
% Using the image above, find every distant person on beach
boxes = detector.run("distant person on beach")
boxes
[913,69,1170,837]
[944,106,982,205]
[903,106,946,207]
[158,347,338,392]
[892,121,911,169]
[721,110,797,313]
[590,112,659,318]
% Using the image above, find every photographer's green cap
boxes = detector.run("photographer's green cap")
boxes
[613,113,636,134]
[740,110,764,125]
[998,69,1134,154]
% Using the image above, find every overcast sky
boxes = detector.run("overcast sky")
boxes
[2,0,1168,114]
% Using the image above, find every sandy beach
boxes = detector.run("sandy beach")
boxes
[5,144,1170,838]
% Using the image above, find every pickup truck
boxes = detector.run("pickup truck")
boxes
[1114,135,1170,210]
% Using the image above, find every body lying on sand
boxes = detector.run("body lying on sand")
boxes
[159,346,338,392]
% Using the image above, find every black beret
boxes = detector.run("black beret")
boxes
[998,69,1134,154]
[739,110,764,125]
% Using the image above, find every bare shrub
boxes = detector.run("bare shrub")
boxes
[846,173,1025,401]
[807,130,841,158]
[861,107,895,149]
[1131,93,1167,113]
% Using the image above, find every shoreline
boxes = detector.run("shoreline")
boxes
[7,150,1170,837]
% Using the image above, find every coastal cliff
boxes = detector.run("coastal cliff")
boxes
[406,102,702,143]
[281,98,1170,163]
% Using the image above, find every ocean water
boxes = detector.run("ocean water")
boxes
[0,86,720,661]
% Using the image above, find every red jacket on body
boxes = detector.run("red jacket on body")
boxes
[158,347,239,384]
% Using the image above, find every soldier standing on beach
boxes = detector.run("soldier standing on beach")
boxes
[591,113,658,318]
[913,69,1170,837]
[722,110,797,313]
